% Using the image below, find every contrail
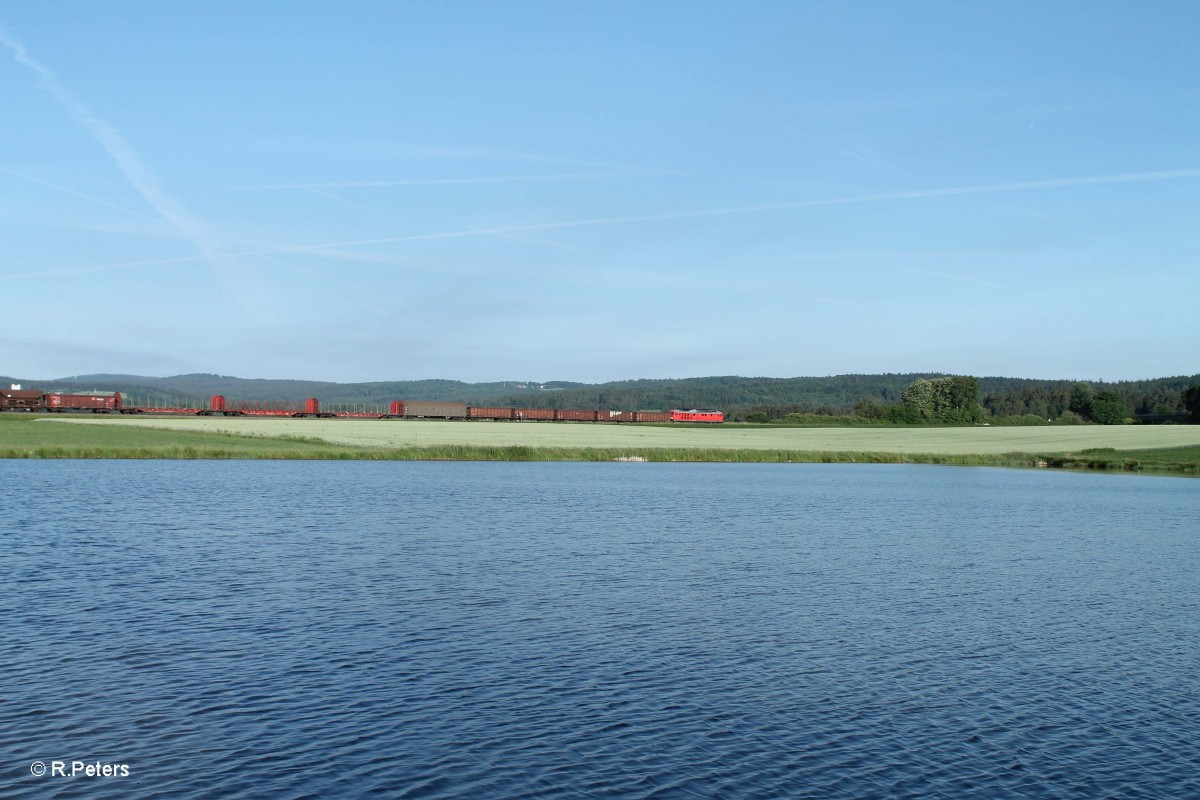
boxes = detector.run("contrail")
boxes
[0,253,203,281]
[822,168,1200,204]
[0,26,221,266]
[262,166,1200,253]
[5,166,1200,281]
[242,172,645,190]
[305,187,398,221]
[0,164,167,225]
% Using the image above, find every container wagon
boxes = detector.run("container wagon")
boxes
[388,401,468,419]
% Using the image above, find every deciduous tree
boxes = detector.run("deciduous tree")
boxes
[1089,390,1128,425]
[1183,385,1200,422]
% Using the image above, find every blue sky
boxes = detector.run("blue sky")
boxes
[2,2,1197,383]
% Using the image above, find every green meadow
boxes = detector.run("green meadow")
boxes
[0,414,358,459]
[2,414,1197,474]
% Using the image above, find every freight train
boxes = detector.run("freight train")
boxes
[1,388,725,423]
[1,388,123,412]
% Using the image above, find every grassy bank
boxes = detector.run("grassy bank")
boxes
[0,414,358,459]
[1046,445,1200,474]
[3,415,1197,474]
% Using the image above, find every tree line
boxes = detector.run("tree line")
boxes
[745,376,1200,425]
[9,370,1198,424]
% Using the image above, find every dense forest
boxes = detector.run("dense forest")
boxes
[5,371,1198,424]
[747,375,1200,424]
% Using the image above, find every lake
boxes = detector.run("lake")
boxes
[3,461,1198,798]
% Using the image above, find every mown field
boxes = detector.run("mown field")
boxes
[29,415,1200,452]
[2,415,1198,473]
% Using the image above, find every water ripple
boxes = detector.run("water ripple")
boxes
[2,461,1198,798]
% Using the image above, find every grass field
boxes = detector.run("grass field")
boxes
[1,414,1196,473]
[30,415,1200,454]
[0,414,359,459]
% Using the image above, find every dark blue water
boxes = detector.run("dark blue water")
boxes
[3,461,1198,799]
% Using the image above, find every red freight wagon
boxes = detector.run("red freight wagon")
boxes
[633,411,671,423]
[555,409,600,422]
[670,409,724,423]
[467,406,517,420]
[45,392,122,411]
[599,410,637,423]
[0,389,44,411]
[517,408,557,421]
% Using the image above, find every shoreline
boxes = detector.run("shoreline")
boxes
[3,444,1196,477]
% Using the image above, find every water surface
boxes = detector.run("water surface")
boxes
[3,462,1197,798]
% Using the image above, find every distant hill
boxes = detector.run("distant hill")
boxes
[4,371,1196,419]
[1,373,589,409]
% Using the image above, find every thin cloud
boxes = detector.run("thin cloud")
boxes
[305,187,398,221]
[811,295,870,310]
[255,140,644,171]
[918,269,1009,291]
[0,253,201,281]
[791,131,912,178]
[0,164,167,225]
[835,168,1200,203]
[242,171,648,190]
[270,166,1200,253]
[6,166,1200,281]
[251,255,430,327]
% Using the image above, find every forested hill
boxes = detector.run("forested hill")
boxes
[483,374,945,411]
[4,371,948,410]
[3,373,586,408]
[6,371,1198,419]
